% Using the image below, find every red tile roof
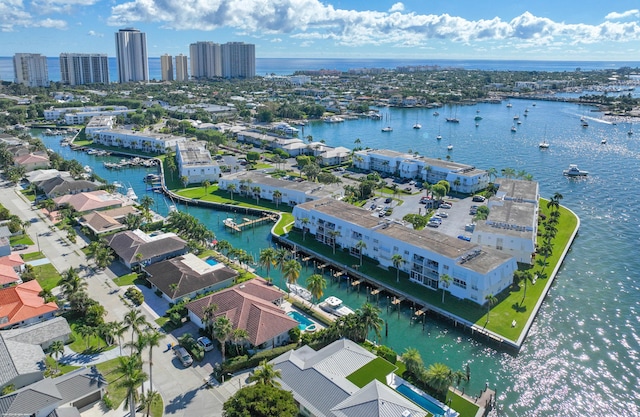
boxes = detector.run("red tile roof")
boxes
[0,253,25,270]
[186,279,297,346]
[0,281,58,328]
[0,264,20,286]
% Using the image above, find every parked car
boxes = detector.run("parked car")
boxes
[385,197,393,204]
[429,217,442,223]
[173,346,193,367]
[427,221,440,228]
[435,212,448,218]
[472,195,486,202]
[439,203,452,209]
[458,235,472,242]
[197,336,214,352]
[11,244,28,251]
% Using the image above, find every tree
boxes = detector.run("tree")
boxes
[202,303,219,341]
[60,268,87,300]
[424,363,454,395]
[259,247,277,281]
[213,316,233,362]
[49,340,65,373]
[116,355,147,417]
[247,359,281,387]
[141,329,163,397]
[392,254,405,283]
[282,259,301,286]
[514,269,534,304]
[484,293,498,324]
[223,384,298,417]
[300,217,310,241]
[355,303,383,342]
[202,180,211,195]
[328,230,341,254]
[440,274,452,303]
[401,347,425,378]
[231,328,249,356]
[124,308,149,345]
[139,390,160,417]
[272,190,282,207]
[227,183,236,200]
[355,240,367,266]
[306,274,327,305]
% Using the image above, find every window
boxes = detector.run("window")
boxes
[453,278,467,289]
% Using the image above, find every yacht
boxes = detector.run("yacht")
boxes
[563,164,588,177]
[320,296,355,317]
[445,117,460,123]
[126,187,138,201]
[513,115,520,120]
[323,115,344,123]
[223,218,237,228]
[447,144,453,151]
[539,141,550,149]
[287,283,312,301]
[381,126,393,132]
[600,139,607,145]
[511,126,517,132]
[83,165,92,173]
[413,123,422,129]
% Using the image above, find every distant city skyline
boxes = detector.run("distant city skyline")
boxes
[1,1,639,61]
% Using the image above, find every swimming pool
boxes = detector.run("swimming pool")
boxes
[396,383,446,417]
[287,310,315,331]
[205,258,218,266]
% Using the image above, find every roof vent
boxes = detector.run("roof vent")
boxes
[402,410,412,417]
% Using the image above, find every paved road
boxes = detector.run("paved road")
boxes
[1,184,240,416]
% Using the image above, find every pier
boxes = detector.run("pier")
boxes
[223,214,278,232]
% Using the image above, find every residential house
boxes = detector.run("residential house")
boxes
[144,253,237,303]
[176,141,221,185]
[270,338,430,417]
[0,331,45,391]
[0,253,25,273]
[106,229,187,269]
[25,169,72,186]
[78,205,138,236]
[1,316,71,350]
[292,198,517,305]
[0,237,10,258]
[13,153,50,172]
[39,177,100,198]
[0,264,21,287]
[0,280,59,329]
[186,278,297,349]
[0,367,107,416]
[54,190,125,214]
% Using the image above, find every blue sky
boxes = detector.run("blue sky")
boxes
[1,0,640,60]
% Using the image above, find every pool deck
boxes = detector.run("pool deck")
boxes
[280,299,328,332]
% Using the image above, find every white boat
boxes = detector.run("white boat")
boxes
[436,134,442,140]
[413,123,422,129]
[513,115,520,120]
[381,126,393,132]
[223,218,237,228]
[447,144,453,151]
[511,126,517,132]
[112,181,124,189]
[287,283,312,301]
[323,116,344,123]
[320,296,355,317]
[83,165,92,173]
[506,102,513,108]
[563,164,588,177]
[539,141,550,149]
[600,139,607,145]
[432,111,439,116]
[126,187,138,200]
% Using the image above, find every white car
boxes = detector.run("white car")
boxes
[197,336,214,352]
[436,212,448,218]
[439,203,452,209]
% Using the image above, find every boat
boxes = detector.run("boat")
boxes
[511,126,517,132]
[539,141,549,149]
[517,120,522,125]
[475,123,480,127]
[474,116,483,121]
[83,165,92,173]
[433,111,439,116]
[381,126,393,132]
[513,115,520,120]
[287,283,312,301]
[323,116,344,123]
[445,117,459,123]
[413,122,422,129]
[126,187,138,201]
[320,296,355,317]
[112,181,124,189]
[447,144,453,151]
[563,164,588,177]
[581,120,589,127]
[223,218,237,228]
[506,102,513,108]
[436,134,442,140]
[628,127,633,136]
[601,139,607,145]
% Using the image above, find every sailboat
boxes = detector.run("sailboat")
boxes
[413,117,421,129]
[446,106,459,123]
[447,144,453,151]
[539,126,550,149]
[381,112,393,132]
[628,125,634,136]
[436,124,442,140]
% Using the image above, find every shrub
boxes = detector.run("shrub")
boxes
[222,344,297,374]
[376,345,398,364]
[124,287,144,306]
[288,327,301,344]
[102,394,114,410]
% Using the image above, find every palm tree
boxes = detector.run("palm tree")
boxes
[227,183,236,200]
[328,230,341,254]
[140,195,154,213]
[231,328,249,356]
[123,308,149,346]
[355,240,367,267]
[391,254,405,283]
[300,217,310,241]
[440,274,452,303]
[213,316,233,362]
[141,330,163,397]
[355,303,383,342]
[282,259,302,286]
[484,293,498,324]
[49,340,65,373]
[202,303,219,341]
[216,240,232,256]
[424,363,454,395]
[306,274,327,305]
[116,355,147,417]
[202,180,211,196]
[247,359,281,387]
[401,347,425,377]
[258,247,277,281]
[139,390,160,417]
[272,190,282,207]
[60,268,86,299]
[487,167,498,182]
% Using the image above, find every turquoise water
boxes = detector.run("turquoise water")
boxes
[287,310,313,331]
[396,383,446,417]
[35,97,640,416]
[205,258,218,266]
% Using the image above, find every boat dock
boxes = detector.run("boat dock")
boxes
[223,214,278,232]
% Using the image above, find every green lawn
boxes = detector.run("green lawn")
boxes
[446,390,480,417]
[34,263,62,291]
[22,251,45,261]
[10,234,34,245]
[95,358,130,410]
[64,313,114,354]
[20,189,36,201]
[175,185,295,213]
[285,199,578,342]
[273,213,294,236]
[44,355,80,376]
[113,272,144,286]
[346,357,397,388]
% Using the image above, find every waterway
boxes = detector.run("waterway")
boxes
[35,97,640,416]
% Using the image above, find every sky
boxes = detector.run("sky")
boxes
[1,0,640,60]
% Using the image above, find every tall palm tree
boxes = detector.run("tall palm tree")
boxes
[213,316,233,362]
[440,274,452,303]
[116,355,147,417]
[424,363,454,395]
[49,340,65,373]
[272,190,282,207]
[231,328,249,356]
[60,268,86,299]
[227,183,236,200]
[300,217,310,241]
[247,359,281,387]
[484,293,498,324]
[487,167,498,182]
[274,247,290,274]
[258,247,277,281]
[142,330,163,396]
[202,303,219,341]
[401,347,424,377]
[355,303,383,342]
[123,308,149,346]
[328,230,341,254]
[391,254,405,283]
[282,259,302,286]
[139,390,160,417]
[306,274,327,305]
[355,240,367,267]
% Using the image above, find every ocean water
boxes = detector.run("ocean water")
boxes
[34,97,640,416]
[2,57,640,82]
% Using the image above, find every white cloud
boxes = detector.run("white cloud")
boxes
[87,30,104,37]
[34,18,67,29]
[389,3,404,13]
[605,9,639,20]
[271,38,283,43]
[104,0,640,49]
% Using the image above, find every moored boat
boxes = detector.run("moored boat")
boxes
[320,296,355,317]
[287,283,312,301]
[563,164,588,177]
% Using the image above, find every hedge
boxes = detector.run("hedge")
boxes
[222,343,297,374]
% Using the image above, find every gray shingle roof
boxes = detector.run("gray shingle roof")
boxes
[0,378,61,416]
[2,317,71,347]
[332,380,426,417]
[106,230,187,265]
[0,334,45,387]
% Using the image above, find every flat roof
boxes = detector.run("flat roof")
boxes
[297,198,383,229]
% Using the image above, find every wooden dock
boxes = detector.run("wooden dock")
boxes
[223,215,276,232]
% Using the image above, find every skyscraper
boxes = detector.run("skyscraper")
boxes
[59,53,109,85]
[115,28,149,83]
[221,42,255,79]
[189,42,221,79]
[13,53,49,87]
[175,54,189,82]
[160,54,174,81]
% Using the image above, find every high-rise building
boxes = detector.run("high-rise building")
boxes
[115,28,149,83]
[189,41,221,79]
[59,53,109,85]
[160,54,174,81]
[175,54,189,82]
[13,53,49,87]
[221,42,255,79]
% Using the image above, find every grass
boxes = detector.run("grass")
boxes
[113,272,145,286]
[273,213,294,235]
[175,185,295,213]
[64,313,114,353]
[10,234,34,245]
[44,355,80,376]
[446,390,480,417]
[34,263,62,291]
[22,251,45,261]
[155,316,180,333]
[285,199,578,342]
[20,188,36,201]
[346,356,398,388]
[95,358,130,410]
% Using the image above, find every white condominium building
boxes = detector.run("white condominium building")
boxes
[353,148,490,194]
[175,54,189,81]
[59,53,109,85]
[160,54,174,81]
[13,53,49,87]
[293,198,517,305]
[221,42,255,79]
[115,28,149,83]
[189,41,222,79]
[176,141,220,184]
[95,129,186,153]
